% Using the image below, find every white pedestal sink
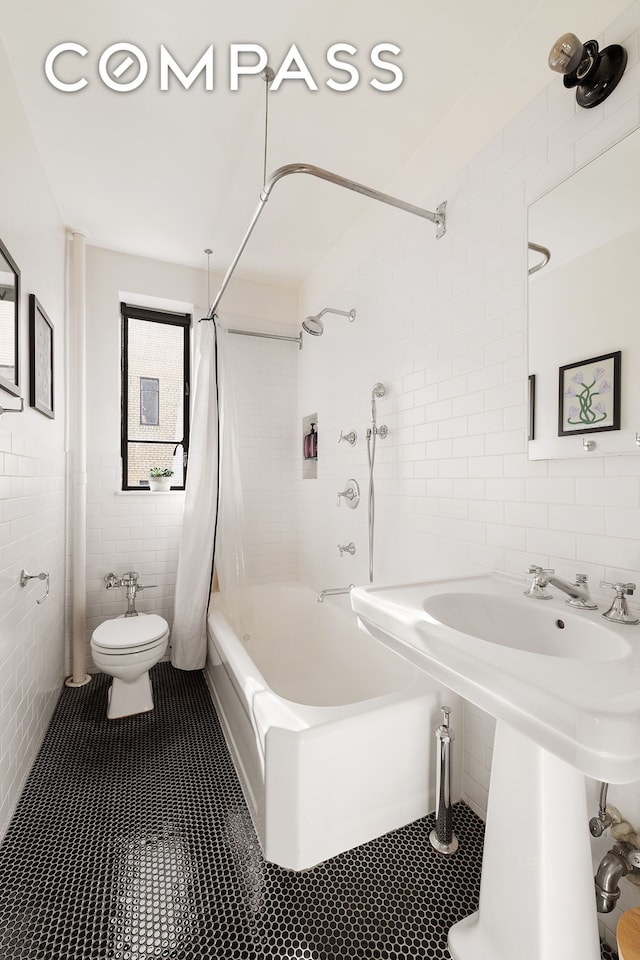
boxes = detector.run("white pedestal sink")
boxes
[351,573,640,960]
[449,723,599,960]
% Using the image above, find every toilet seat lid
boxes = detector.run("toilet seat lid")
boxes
[92,614,169,650]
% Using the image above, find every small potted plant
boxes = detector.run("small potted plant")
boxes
[148,467,174,492]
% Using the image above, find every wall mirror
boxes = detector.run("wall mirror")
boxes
[528,126,640,460]
[0,237,20,398]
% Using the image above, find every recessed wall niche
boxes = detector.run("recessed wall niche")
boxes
[302,413,318,479]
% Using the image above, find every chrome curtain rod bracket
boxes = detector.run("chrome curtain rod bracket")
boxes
[207,162,447,318]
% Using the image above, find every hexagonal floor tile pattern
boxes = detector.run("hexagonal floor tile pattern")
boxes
[0,663,616,959]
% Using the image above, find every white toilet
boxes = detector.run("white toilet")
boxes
[90,613,170,719]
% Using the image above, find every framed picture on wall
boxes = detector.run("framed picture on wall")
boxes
[558,351,620,436]
[0,237,20,398]
[29,295,54,419]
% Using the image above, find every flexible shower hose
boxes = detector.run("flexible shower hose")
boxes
[366,426,377,583]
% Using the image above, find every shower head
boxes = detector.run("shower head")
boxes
[302,315,324,336]
[301,306,355,338]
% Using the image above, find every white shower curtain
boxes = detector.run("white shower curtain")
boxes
[172,320,250,670]
[171,318,219,670]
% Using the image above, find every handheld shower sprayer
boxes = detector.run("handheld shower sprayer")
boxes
[367,382,388,583]
[371,382,385,424]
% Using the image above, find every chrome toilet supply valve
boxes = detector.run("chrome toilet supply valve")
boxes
[600,581,639,624]
[20,570,50,604]
[104,571,158,617]
[336,479,360,509]
[338,542,356,556]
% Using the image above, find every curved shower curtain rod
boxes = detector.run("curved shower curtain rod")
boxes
[527,241,551,276]
[205,162,447,319]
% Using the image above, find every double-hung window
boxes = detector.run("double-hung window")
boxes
[121,303,190,490]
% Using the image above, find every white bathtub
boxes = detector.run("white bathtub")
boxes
[205,582,462,871]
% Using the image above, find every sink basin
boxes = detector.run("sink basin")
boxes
[422,591,629,660]
[351,573,640,782]
[352,572,640,960]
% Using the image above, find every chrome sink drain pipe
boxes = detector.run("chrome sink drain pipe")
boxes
[429,706,459,855]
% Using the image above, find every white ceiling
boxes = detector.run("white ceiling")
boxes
[1,0,632,287]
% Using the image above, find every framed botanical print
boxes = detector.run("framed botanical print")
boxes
[558,351,620,437]
[29,295,54,419]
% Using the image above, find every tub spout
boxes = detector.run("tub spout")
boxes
[595,843,630,912]
[317,584,355,603]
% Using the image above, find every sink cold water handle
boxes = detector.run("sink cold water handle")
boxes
[601,581,640,624]
[429,706,459,855]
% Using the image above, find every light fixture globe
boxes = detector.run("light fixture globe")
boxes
[548,32,627,108]
[548,33,589,78]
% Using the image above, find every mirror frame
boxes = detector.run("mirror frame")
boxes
[0,237,20,398]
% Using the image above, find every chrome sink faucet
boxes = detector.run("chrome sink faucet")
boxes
[524,565,597,609]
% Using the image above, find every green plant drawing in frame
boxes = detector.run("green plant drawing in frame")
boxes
[558,351,621,436]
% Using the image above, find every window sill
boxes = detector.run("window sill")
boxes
[116,490,186,496]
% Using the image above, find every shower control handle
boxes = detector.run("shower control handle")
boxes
[337,479,360,509]
[338,429,357,446]
[338,542,356,556]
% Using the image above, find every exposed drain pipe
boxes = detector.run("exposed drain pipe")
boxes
[65,230,90,688]
[595,844,630,912]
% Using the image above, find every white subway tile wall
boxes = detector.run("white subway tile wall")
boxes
[228,322,299,585]
[298,5,640,946]
[0,35,67,841]
[0,432,65,836]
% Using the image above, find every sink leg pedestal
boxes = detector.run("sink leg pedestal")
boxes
[448,721,600,960]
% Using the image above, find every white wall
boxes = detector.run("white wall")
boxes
[226,318,299,585]
[298,3,640,949]
[0,37,66,837]
[84,246,297,666]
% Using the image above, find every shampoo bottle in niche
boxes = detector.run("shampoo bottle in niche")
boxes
[304,422,317,459]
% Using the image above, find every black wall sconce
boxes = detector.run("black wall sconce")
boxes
[548,33,627,108]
